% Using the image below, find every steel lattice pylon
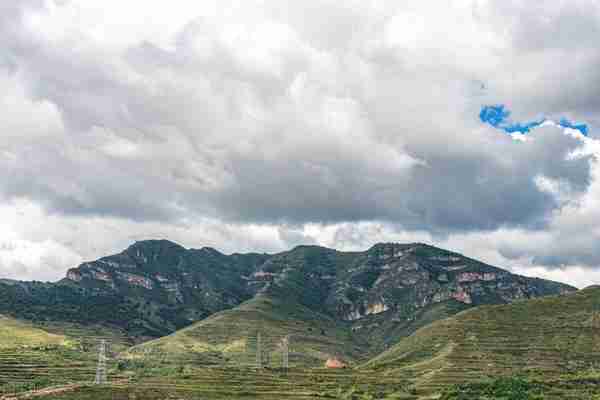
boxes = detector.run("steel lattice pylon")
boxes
[94,339,107,385]
[256,332,262,369]
[282,335,289,370]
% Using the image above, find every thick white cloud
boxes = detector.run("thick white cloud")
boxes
[1,0,600,287]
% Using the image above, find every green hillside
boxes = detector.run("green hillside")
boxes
[350,300,471,357]
[363,287,600,398]
[0,315,67,349]
[0,315,131,395]
[126,294,367,369]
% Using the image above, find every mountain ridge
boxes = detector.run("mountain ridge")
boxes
[0,240,576,350]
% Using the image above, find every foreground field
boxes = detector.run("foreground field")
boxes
[5,368,416,400]
[3,355,600,399]
[21,371,600,400]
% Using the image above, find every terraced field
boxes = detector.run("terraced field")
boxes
[0,316,132,396]
[0,350,92,384]
[22,367,600,400]
[364,287,600,398]
[35,367,415,399]
[131,367,414,398]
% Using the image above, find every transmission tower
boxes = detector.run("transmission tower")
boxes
[264,341,271,367]
[282,336,289,370]
[95,339,108,385]
[593,304,600,355]
[256,331,262,369]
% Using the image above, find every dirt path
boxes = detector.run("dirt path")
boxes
[0,384,83,400]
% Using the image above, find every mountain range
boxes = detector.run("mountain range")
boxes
[0,240,575,349]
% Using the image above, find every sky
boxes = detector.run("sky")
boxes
[2,0,600,288]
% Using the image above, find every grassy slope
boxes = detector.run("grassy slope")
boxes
[363,287,600,397]
[127,294,368,368]
[353,300,471,357]
[0,315,131,392]
[0,315,68,348]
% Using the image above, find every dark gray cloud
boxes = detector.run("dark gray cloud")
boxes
[208,124,592,233]
[2,0,600,282]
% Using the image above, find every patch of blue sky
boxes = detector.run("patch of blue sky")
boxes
[502,119,546,134]
[479,105,510,127]
[480,104,589,136]
[558,118,589,136]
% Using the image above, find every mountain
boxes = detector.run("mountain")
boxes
[363,286,600,398]
[0,240,575,347]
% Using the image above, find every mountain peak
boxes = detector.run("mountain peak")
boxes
[192,246,225,256]
[127,239,186,251]
[289,244,332,252]
[367,242,425,253]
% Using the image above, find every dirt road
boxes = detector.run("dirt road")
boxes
[0,384,82,400]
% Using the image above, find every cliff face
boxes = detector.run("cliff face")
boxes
[58,240,271,334]
[323,243,574,329]
[1,240,575,340]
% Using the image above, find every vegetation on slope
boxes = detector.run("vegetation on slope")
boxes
[440,373,600,400]
[0,315,130,395]
[363,287,600,397]
[0,315,68,349]
[126,294,367,369]
[351,300,471,357]
[0,281,154,337]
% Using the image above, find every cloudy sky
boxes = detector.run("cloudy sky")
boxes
[2,0,600,287]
